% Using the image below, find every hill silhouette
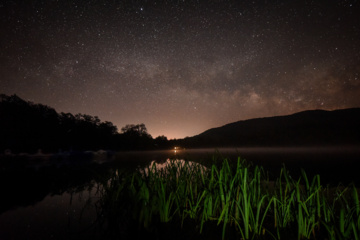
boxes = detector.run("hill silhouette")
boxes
[2,94,359,152]
[175,108,360,148]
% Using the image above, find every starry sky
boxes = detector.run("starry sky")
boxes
[1,1,360,139]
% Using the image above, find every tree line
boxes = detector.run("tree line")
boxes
[0,94,173,153]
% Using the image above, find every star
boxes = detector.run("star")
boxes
[0,1,359,139]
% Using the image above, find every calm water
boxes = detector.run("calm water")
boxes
[1,147,359,239]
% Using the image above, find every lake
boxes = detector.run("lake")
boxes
[1,146,359,239]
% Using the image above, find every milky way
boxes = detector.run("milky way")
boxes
[1,1,360,139]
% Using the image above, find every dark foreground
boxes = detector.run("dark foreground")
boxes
[0,147,359,240]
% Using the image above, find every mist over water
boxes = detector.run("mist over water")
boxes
[176,147,360,185]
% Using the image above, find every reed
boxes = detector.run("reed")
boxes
[96,156,360,240]
[273,165,296,234]
[295,170,322,239]
[335,184,360,240]
[231,161,273,240]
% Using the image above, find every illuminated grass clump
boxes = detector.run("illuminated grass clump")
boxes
[98,158,360,240]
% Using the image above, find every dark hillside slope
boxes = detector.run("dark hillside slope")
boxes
[179,108,360,148]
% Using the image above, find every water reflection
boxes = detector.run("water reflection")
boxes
[147,158,205,171]
[1,147,359,239]
[0,184,102,240]
[142,158,207,179]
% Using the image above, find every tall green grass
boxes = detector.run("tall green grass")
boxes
[96,157,360,240]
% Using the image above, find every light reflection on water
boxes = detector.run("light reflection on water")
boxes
[142,158,207,178]
[147,158,204,171]
[1,147,359,239]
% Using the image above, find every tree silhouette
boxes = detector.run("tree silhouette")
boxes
[0,94,172,153]
[121,123,150,137]
[119,123,153,150]
[0,94,121,152]
[154,135,169,149]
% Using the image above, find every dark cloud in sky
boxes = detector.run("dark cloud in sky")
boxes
[1,0,359,139]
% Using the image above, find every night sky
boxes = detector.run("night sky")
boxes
[1,1,360,139]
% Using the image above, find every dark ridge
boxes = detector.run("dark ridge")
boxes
[176,108,360,148]
[1,93,359,151]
